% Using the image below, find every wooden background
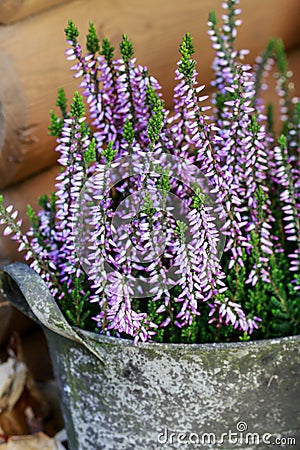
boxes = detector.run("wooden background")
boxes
[0,0,300,264]
[0,2,299,440]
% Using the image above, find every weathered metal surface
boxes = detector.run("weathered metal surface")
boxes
[0,262,105,363]
[1,263,300,450]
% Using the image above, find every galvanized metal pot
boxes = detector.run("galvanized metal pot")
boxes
[0,262,299,450]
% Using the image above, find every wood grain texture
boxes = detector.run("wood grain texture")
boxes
[0,0,74,24]
[0,164,60,264]
[0,0,299,189]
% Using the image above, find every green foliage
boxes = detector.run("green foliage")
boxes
[142,191,156,217]
[266,38,276,54]
[102,141,117,163]
[239,332,250,342]
[180,32,195,56]
[70,91,85,119]
[278,134,287,150]
[146,300,165,342]
[120,34,134,63]
[48,88,68,136]
[80,122,91,139]
[27,204,39,230]
[180,318,199,343]
[208,10,217,26]
[254,187,268,223]
[224,251,247,307]
[248,115,260,134]
[84,138,97,166]
[267,254,300,336]
[191,188,206,211]
[175,220,188,243]
[294,101,300,124]
[148,109,164,144]
[86,22,100,54]
[64,276,92,328]
[178,33,196,80]
[64,19,79,43]
[146,85,164,111]
[122,118,135,145]
[48,110,64,137]
[56,87,68,118]
[101,38,114,63]
[147,87,164,144]
[38,194,49,210]
[215,92,231,112]
[157,169,171,193]
[275,39,288,75]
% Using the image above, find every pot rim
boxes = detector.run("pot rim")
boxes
[77,327,300,351]
[2,262,299,353]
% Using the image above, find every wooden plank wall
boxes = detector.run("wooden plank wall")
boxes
[0,0,300,263]
[0,0,74,24]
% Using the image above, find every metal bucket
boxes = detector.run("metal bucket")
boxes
[1,262,299,450]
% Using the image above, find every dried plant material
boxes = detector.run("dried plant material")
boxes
[0,432,66,449]
[53,429,67,443]
[0,334,49,438]
[0,358,27,413]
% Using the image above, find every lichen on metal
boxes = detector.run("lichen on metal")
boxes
[0,262,299,450]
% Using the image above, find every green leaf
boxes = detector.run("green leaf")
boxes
[84,138,97,165]
[38,194,49,210]
[146,86,164,111]
[191,188,206,211]
[142,191,156,217]
[101,38,114,63]
[120,34,134,63]
[175,220,188,242]
[148,109,164,144]
[86,22,100,54]
[48,110,63,137]
[179,33,195,58]
[56,87,68,118]
[70,91,85,119]
[122,118,135,145]
[65,19,79,42]
[248,115,260,134]
[275,39,288,75]
[278,134,287,150]
[294,101,300,125]
[157,169,171,192]
[102,141,117,163]
[208,10,217,26]
[26,204,39,229]
[178,34,196,80]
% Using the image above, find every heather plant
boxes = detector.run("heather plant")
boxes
[0,0,299,344]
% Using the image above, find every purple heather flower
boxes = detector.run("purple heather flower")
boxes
[1,2,299,342]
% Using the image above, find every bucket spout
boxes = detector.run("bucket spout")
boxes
[0,261,86,339]
[0,261,82,337]
[0,262,46,322]
[0,262,106,365]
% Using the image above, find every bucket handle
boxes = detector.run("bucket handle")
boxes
[0,262,105,365]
